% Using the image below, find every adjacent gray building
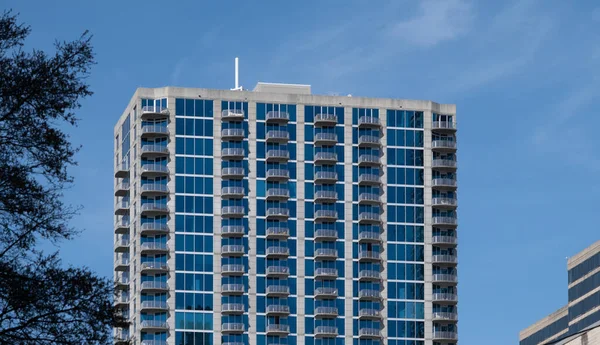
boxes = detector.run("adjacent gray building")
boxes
[113,83,458,345]
[520,241,600,345]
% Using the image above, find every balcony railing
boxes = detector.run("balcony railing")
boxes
[432,254,458,264]
[141,164,169,175]
[141,183,169,194]
[266,168,290,180]
[315,326,338,337]
[358,173,381,185]
[141,341,167,345]
[140,262,168,271]
[221,128,245,139]
[266,227,289,238]
[222,206,245,217]
[314,229,338,241]
[222,245,245,256]
[266,304,290,315]
[359,328,381,338]
[358,116,381,127]
[433,331,458,340]
[222,303,245,314]
[141,125,168,136]
[222,322,245,333]
[359,269,381,281]
[115,182,129,196]
[140,320,168,329]
[222,225,245,237]
[141,106,169,118]
[432,235,457,245]
[141,203,169,213]
[314,113,337,126]
[314,209,337,221]
[115,163,129,178]
[266,130,290,142]
[266,188,289,199]
[266,208,289,218]
[315,306,338,317]
[266,149,290,161]
[141,222,168,233]
[314,190,337,202]
[266,111,290,122]
[432,197,458,208]
[266,323,290,334]
[314,132,338,145]
[266,285,290,296]
[432,293,458,303]
[358,231,381,242]
[222,148,245,159]
[432,140,457,150]
[314,171,337,183]
[314,287,338,298]
[358,212,380,223]
[358,135,380,146]
[359,308,381,319]
[432,273,458,284]
[314,248,338,260]
[315,268,338,279]
[266,246,290,257]
[266,265,289,276]
[221,284,244,294]
[358,192,380,204]
[222,264,245,275]
[221,109,245,120]
[432,216,458,227]
[314,152,337,164]
[140,301,168,310]
[432,177,457,189]
[432,159,457,169]
[140,281,168,291]
[358,154,380,166]
[433,311,458,321]
[222,186,245,198]
[358,250,381,261]
[141,145,168,155]
[358,289,381,300]
[140,242,168,252]
[432,121,457,131]
[222,167,245,178]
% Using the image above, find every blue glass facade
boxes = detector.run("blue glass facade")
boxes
[114,89,457,345]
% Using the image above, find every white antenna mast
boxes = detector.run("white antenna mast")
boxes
[231,57,242,91]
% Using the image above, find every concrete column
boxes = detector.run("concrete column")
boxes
[296,105,306,342]
[343,106,354,343]
[423,109,433,345]
[247,102,258,345]
[212,101,223,344]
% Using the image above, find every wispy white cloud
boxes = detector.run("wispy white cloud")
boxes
[388,0,473,47]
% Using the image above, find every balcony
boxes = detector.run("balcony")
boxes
[141,164,169,176]
[432,139,457,152]
[222,264,245,276]
[115,276,129,287]
[314,229,338,241]
[358,116,381,128]
[432,177,457,190]
[140,281,168,292]
[221,109,245,121]
[141,105,169,119]
[141,222,168,234]
[141,203,169,215]
[115,201,129,215]
[358,154,380,166]
[222,245,245,256]
[358,250,381,262]
[315,306,338,318]
[358,193,380,205]
[141,341,167,345]
[222,206,245,218]
[266,324,290,335]
[432,273,458,285]
[358,212,380,224]
[359,289,381,301]
[315,326,338,338]
[315,190,337,203]
[432,254,458,265]
[358,173,381,185]
[140,145,169,157]
[266,149,290,162]
[266,207,289,219]
[266,227,290,239]
[433,331,458,341]
[114,258,129,271]
[222,322,245,334]
[432,121,457,132]
[359,328,381,339]
[358,269,381,281]
[266,246,290,258]
[432,158,457,171]
[140,262,168,272]
[140,320,168,331]
[314,171,337,184]
[314,152,337,165]
[114,239,129,252]
[266,168,290,181]
[266,304,290,316]
[222,186,245,199]
[114,295,129,306]
[221,283,244,295]
[315,287,338,299]
[141,125,168,138]
[140,301,168,311]
[221,128,245,140]
[222,148,245,160]
[115,219,129,233]
[266,130,290,143]
[432,197,457,209]
[358,231,381,243]
[140,183,169,196]
[222,303,245,315]
[358,135,381,147]
[115,163,129,178]
[115,182,129,196]
[432,293,458,304]
[315,268,338,279]
[314,210,337,222]
[140,242,168,253]
[314,113,338,126]
[266,110,290,122]
[433,311,458,322]
[359,308,381,320]
[222,167,245,179]
[432,216,458,228]
[314,248,338,260]
[432,235,457,246]
[266,285,290,297]
[266,265,290,277]
[222,225,245,237]
[266,188,289,200]
[314,132,338,146]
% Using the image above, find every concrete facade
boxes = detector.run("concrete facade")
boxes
[113,84,457,345]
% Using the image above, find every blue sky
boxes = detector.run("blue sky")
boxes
[6,0,600,344]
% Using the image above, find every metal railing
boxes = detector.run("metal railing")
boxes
[266,246,290,256]
[359,270,380,280]
[314,229,337,240]
[222,245,245,255]
[141,164,169,174]
[140,301,168,310]
[222,167,245,177]
[358,116,380,126]
[222,226,245,236]
[221,109,245,118]
[432,121,457,130]
[221,128,245,138]
[432,178,457,188]
[358,173,380,184]
[358,231,381,241]
[141,223,168,232]
[314,209,337,220]
[266,130,290,141]
[141,125,168,135]
[432,235,457,245]
[266,305,290,314]
[315,306,338,316]
[358,154,380,165]
[359,135,380,145]
[266,168,290,179]
[314,248,337,258]
[432,140,457,149]
[432,197,457,207]
[140,281,168,290]
[314,287,338,297]
[266,149,290,160]
[141,184,168,193]
[314,113,337,124]
[432,159,457,168]
[222,264,245,274]
[266,208,289,217]
[141,203,169,212]
[314,152,337,162]
[141,145,168,154]
[140,242,168,251]
[140,320,167,329]
[221,284,244,293]
[315,132,338,143]
[266,285,290,295]
[358,250,381,260]
[314,171,337,181]
[266,111,290,121]
[266,227,289,237]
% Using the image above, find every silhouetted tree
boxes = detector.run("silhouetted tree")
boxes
[0,11,125,345]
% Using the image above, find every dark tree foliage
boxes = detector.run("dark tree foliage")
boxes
[0,11,125,345]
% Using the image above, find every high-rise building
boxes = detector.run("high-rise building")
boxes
[520,241,600,345]
[113,83,458,345]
